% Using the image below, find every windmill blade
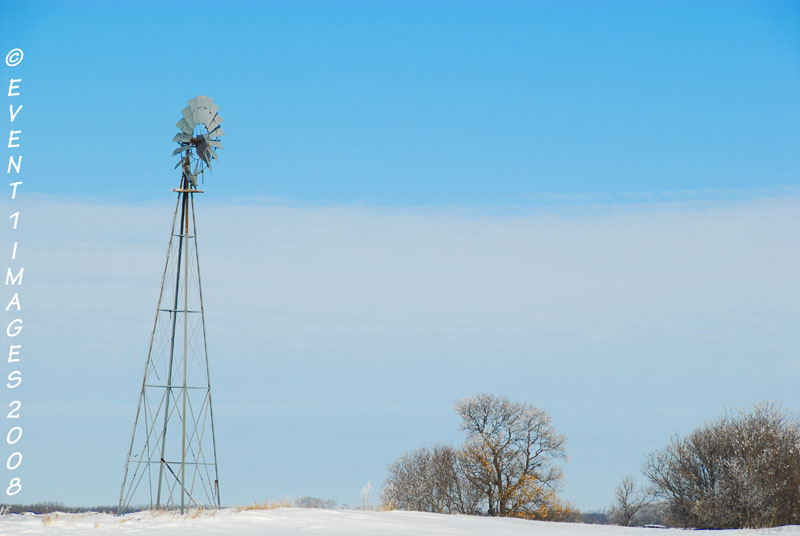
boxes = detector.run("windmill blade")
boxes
[181,106,195,128]
[201,96,216,109]
[193,107,214,127]
[208,126,225,139]
[194,96,218,116]
[189,95,209,110]
[173,132,192,143]
[206,113,222,131]
[188,96,219,128]
[172,146,188,156]
[176,118,193,135]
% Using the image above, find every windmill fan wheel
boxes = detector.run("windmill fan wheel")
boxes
[172,96,224,187]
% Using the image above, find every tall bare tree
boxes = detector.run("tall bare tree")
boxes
[455,394,568,519]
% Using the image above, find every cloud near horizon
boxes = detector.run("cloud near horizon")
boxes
[6,194,799,508]
[18,194,798,359]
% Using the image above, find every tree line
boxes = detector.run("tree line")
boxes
[640,402,800,528]
[383,396,800,529]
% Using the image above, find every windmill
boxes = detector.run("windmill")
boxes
[119,96,224,514]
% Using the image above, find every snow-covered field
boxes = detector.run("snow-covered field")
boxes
[1,508,799,536]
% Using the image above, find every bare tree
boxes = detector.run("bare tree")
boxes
[381,444,481,514]
[360,481,372,510]
[644,402,800,528]
[455,394,568,519]
[608,476,651,526]
[381,394,574,520]
[430,444,483,514]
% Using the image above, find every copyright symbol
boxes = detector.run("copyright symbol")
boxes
[5,49,23,67]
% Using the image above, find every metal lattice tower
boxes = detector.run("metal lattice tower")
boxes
[119,96,224,514]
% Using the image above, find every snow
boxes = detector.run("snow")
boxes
[0,508,798,536]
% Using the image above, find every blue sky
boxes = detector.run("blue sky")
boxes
[4,0,800,203]
[1,0,799,512]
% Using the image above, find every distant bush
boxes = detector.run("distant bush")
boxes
[577,511,609,524]
[295,496,337,509]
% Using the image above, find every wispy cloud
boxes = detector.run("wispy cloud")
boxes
[18,193,799,369]
[10,193,800,508]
